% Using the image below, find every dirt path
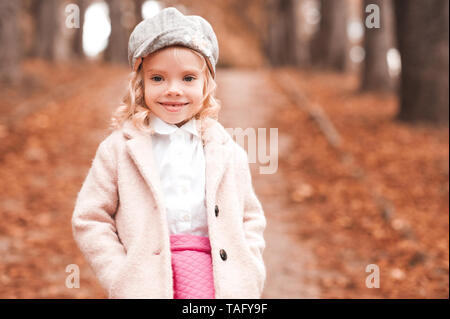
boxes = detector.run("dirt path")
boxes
[216,69,321,298]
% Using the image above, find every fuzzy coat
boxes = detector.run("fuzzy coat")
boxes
[71,117,266,299]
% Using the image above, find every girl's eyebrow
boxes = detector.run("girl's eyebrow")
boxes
[182,69,201,74]
[146,69,166,74]
[145,68,200,75]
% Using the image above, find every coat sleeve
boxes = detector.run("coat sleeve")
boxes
[235,145,267,294]
[71,138,127,293]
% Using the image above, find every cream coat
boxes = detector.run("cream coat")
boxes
[71,117,266,299]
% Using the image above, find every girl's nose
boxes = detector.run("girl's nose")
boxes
[166,82,182,96]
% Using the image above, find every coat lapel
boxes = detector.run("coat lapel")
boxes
[122,121,166,211]
[122,118,232,214]
[202,119,232,207]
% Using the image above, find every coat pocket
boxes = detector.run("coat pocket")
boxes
[240,242,266,297]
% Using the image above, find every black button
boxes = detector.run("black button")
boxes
[220,249,227,261]
[215,205,219,217]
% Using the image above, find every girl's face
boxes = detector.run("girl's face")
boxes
[142,46,206,127]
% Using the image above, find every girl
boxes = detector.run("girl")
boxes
[71,7,266,299]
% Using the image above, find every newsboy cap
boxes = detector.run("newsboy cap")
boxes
[128,7,219,78]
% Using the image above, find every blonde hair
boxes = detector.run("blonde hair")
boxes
[110,46,221,139]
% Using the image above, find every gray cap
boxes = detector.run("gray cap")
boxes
[128,7,219,78]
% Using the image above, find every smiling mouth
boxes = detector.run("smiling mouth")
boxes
[159,102,189,106]
[159,102,188,112]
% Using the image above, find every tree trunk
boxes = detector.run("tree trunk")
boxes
[310,0,350,71]
[34,0,58,60]
[72,0,88,58]
[265,0,298,66]
[361,0,395,92]
[294,0,313,67]
[0,0,22,84]
[22,0,39,58]
[394,0,449,124]
[134,0,146,23]
[104,0,129,64]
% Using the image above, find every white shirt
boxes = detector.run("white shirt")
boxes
[150,115,209,237]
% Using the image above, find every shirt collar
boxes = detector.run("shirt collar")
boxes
[150,115,200,138]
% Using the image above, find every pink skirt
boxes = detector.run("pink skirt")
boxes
[170,234,215,299]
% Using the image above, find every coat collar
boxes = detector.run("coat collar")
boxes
[122,116,230,146]
[121,117,232,214]
[149,115,200,138]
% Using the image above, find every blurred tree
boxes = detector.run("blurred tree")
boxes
[34,0,58,60]
[231,0,267,60]
[72,0,88,59]
[21,0,38,58]
[0,0,22,84]
[105,0,129,64]
[265,0,298,66]
[294,0,314,66]
[361,0,395,92]
[135,0,146,22]
[310,0,350,71]
[394,0,449,124]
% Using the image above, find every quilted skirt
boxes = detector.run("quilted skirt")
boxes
[170,234,215,299]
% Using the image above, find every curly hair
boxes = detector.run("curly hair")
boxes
[110,47,221,140]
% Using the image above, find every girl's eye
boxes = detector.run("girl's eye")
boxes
[151,76,163,82]
[150,75,195,82]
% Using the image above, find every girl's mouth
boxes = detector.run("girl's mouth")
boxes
[159,102,189,113]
